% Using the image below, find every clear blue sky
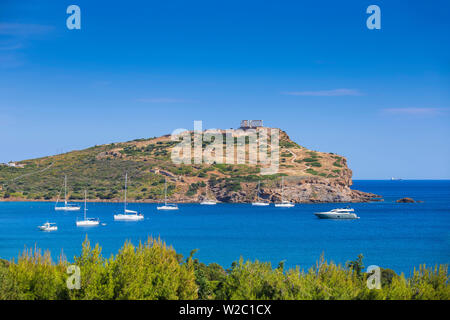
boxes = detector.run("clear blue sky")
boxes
[0,0,449,179]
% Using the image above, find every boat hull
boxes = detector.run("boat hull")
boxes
[252,202,270,206]
[76,220,100,226]
[38,225,57,231]
[314,212,359,219]
[157,206,179,210]
[55,206,80,211]
[275,203,295,208]
[114,214,144,221]
[39,227,57,231]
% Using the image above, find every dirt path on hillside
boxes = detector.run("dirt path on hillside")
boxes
[286,149,311,175]
[2,162,54,188]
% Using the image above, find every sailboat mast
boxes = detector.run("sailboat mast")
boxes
[257,181,261,201]
[164,178,167,205]
[64,175,67,206]
[55,186,61,207]
[124,173,127,212]
[84,190,87,220]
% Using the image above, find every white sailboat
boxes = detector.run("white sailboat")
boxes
[157,178,179,210]
[275,177,295,208]
[252,181,270,206]
[76,190,99,226]
[200,184,217,205]
[55,175,81,211]
[114,173,144,221]
[38,222,58,232]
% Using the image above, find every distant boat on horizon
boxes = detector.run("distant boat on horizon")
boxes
[55,175,81,211]
[390,177,403,181]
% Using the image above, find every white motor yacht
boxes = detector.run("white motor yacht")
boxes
[314,208,359,219]
[38,222,58,231]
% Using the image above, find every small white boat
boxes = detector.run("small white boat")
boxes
[157,178,179,211]
[76,218,100,226]
[55,175,81,211]
[314,207,359,219]
[157,204,179,211]
[114,173,144,221]
[200,199,217,205]
[76,190,100,226]
[275,201,295,208]
[38,222,58,231]
[252,202,270,206]
[114,210,144,220]
[252,181,270,206]
[275,177,295,208]
[55,205,80,211]
[200,184,217,205]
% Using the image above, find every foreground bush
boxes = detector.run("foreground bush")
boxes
[1,237,197,300]
[0,239,448,300]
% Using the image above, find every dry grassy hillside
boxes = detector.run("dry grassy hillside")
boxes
[0,128,379,203]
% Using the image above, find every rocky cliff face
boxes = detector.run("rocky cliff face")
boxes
[209,178,379,203]
[0,127,381,203]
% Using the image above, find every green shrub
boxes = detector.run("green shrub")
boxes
[333,161,343,168]
[0,243,448,300]
[279,140,299,148]
[185,182,206,196]
[306,169,319,175]
[224,181,242,192]
[302,158,319,163]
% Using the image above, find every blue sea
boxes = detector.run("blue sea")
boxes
[0,180,449,275]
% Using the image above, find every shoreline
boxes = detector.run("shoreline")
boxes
[0,198,382,204]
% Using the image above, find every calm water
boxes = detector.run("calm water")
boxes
[0,180,449,275]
